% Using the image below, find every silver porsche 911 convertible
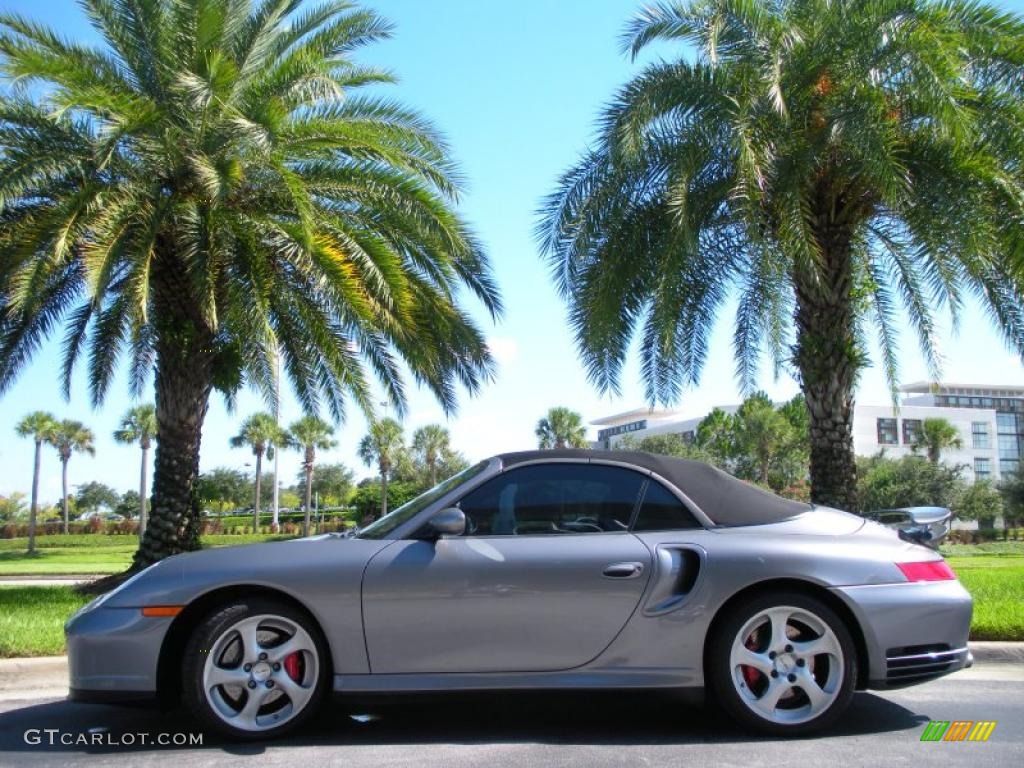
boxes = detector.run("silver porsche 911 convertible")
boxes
[66,450,973,740]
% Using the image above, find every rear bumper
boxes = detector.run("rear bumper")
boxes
[65,605,170,696]
[831,580,973,688]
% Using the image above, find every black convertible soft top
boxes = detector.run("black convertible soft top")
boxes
[497,449,811,528]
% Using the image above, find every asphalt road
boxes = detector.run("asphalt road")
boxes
[1,665,1021,767]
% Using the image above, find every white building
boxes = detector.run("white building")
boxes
[592,382,1024,483]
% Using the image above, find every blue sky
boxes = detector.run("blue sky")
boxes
[1,0,1023,503]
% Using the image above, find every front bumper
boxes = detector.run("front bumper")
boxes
[831,579,973,689]
[65,606,171,700]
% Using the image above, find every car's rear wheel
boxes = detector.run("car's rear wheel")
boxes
[708,591,857,735]
[182,598,329,740]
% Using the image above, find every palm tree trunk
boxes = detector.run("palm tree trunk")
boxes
[139,444,149,543]
[380,467,389,519]
[61,456,69,535]
[303,448,314,537]
[253,451,263,532]
[28,438,41,555]
[429,459,437,487]
[134,254,214,568]
[792,214,860,512]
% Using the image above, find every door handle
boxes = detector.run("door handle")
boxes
[602,562,644,579]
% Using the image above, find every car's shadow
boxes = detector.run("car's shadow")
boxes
[0,690,929,754]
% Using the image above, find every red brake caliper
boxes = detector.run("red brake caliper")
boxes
[742,634,760,688]
[283,651,304,682]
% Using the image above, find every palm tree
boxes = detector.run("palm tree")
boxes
[14,411,57,553]
[50,420,96,534]
[230,413,283,532]
[0,0,501,568]
[412,425,451,486]
[287,416,337,536]
[912,418,963,465]
[539,0,1024,511]
[113,404,157,541]
[536,407,588,449]
[358,418,405,518]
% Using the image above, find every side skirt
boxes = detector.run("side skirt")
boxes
[333,668,697,693]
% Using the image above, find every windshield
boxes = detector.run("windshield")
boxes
[355,460,491,539]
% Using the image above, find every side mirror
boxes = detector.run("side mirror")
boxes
[428,507,466,538]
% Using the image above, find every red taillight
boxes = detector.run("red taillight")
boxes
[896,560,956,582]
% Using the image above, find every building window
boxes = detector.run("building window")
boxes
[877,418,898,445]
[972,422,991,449]
[1001,458,1020,476]
[999,434,1020,457]
[902,419,922,444]
[974,458,992,480]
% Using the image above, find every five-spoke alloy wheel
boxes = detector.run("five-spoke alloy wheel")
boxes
[709,591,857,735]
[183,598,329,740]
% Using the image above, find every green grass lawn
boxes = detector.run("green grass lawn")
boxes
[0,533,294,575]
[946,555,1024,641]
[0,586,90,658]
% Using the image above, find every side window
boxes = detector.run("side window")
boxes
[457,463,645,536]
[632,481,700,531]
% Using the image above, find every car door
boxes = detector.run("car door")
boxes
[361,462,653,674]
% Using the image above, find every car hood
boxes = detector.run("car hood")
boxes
[104,535,392,608]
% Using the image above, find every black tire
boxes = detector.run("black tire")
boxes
[707,590,857,736]
[182,597,330,741]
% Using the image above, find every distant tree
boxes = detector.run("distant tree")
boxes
[691,395,809,493]
[433,450,471,484]
[230,413,285,531]
[912,418,964,464]
[857,455,965,513]
[695,408,737,468]
[49,420,96,534]
[286,416,337,536]
[113,405,157,541]
[778,395,810,439]
[536,407,588,449]
[196,468,250,514]
[15,411,57,553]
[301,463,355,508]
[75,481,120,516]
[358,419,406,518]
[412,425,452,486]
[618,433,714,463]
[955,479,1003,528]
[114,491,142,520]
[733,394,808,492]
[350,481,422,523]
[999,473,1024,528]
[0,492,27,523]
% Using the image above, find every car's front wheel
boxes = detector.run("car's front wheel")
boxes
[708,591,857,735]
[182,598,329,740]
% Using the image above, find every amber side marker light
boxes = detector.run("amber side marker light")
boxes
[141,606,184,617]
[896,561,956,582]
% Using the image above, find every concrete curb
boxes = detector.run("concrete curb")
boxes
[0,656,68,702]
[970,641,1024,664]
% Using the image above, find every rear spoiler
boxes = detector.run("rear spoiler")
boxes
[866,506,952,548]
